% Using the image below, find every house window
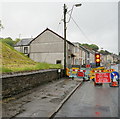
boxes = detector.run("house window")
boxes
[75,47,79,53]
[24,47,28,54]
[75,47,77,53]
[56,60,61,64]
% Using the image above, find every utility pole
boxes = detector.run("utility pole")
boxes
[64,4,67,76]
[19,34,21,39]
[63,3,82,76]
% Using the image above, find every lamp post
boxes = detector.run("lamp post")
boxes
[63,3,82,76]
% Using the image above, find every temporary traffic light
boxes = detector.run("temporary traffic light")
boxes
[95,53,100,67]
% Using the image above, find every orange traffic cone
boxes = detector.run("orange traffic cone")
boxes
[112,82,118,86]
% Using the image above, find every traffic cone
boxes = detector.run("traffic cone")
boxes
[112,82,118,86]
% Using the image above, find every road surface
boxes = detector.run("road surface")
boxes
[54,64,119,118]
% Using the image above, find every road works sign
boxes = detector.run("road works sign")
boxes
[110,71,119,82]
[86,64,91,68]
[95,73,111,83]
[69,68,79,78]
[77,71,84,77]
[68,68,85,78]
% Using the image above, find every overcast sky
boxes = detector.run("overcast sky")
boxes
[0,0,119,54]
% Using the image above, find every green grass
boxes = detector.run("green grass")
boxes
[9,63,63,73]
[0,41,63,73]
[0,67,12,73]
[35,63,63,70]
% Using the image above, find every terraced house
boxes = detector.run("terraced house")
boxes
[15,28,78,68]
[29,28,76,67]
[14,38,33,57]
[14,28,96,68]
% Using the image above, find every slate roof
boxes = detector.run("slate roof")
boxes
[73,42,95,54]
[14,38,33,46]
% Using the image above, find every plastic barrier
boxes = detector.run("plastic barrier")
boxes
[89,66,117,87]
[68,68,86,80]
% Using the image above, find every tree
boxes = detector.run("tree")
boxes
[99,50,111,55]
[99,50,106,55]
[90,44,99,52]
[81,43,89,47]
[81,44,91,50]
[0,37,14,47]
[14,38,21,45]
[81,43,99,51]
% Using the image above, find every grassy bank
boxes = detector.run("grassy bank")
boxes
[1,63,62,73]
[0,42,62,73]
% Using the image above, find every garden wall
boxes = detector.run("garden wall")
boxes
[2,69,64,99]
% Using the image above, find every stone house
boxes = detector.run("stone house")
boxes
[89,50,95,64]
[79,45,90,65]
[73,42,82,66]
[100,54,106,66]
[14,28,98,68]
[73,42,94,66]
[112,54,120,63]
[29,28,75,68]
[101,54,114,66]
[14,38,33,57]
[107,54,114,63]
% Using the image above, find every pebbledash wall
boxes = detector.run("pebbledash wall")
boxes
[2,69,64,99]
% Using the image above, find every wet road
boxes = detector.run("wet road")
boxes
[54,64,119,117]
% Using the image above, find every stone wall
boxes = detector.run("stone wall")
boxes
[2,69,64,99]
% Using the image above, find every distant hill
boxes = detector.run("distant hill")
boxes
[0,42,62,73]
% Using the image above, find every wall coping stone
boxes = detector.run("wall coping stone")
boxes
[2,69,59,78]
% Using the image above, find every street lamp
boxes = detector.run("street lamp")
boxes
[75,4,82,7]
[67,4,82,23]
[63,3,82,76]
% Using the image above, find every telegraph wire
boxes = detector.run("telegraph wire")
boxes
[56,14,63,34]
[69,15,93,44]
[56,12,93,44]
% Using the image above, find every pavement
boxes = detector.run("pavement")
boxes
[2,77,83,118]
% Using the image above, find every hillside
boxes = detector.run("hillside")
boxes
[0,42,62,73]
